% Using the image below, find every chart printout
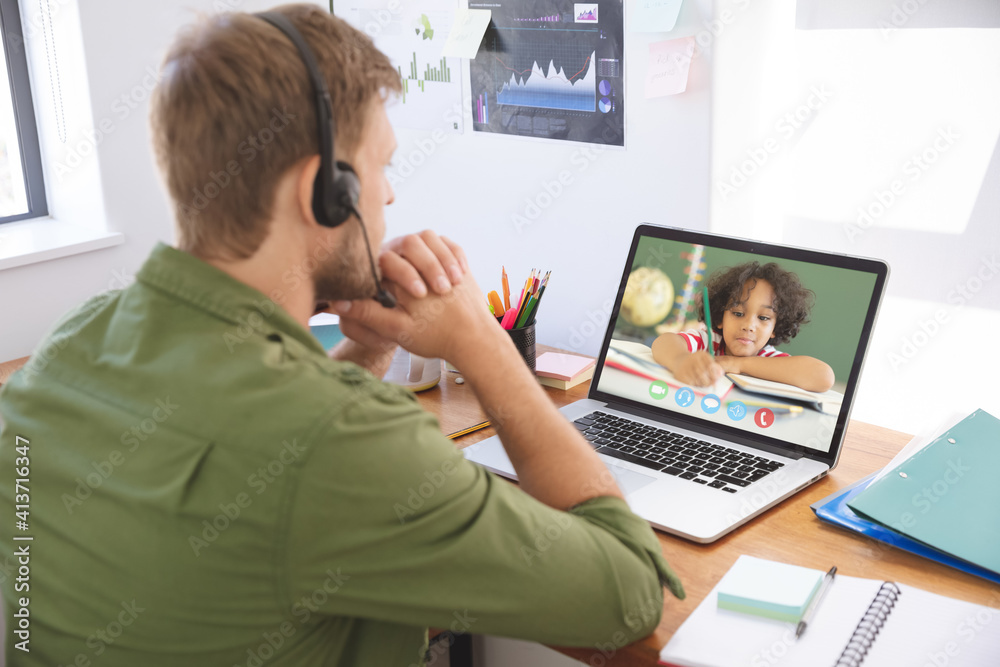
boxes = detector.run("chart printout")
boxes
[335,1,464,133]
[469,1,624,146]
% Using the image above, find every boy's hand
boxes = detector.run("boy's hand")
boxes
[712,355,742,375]
[673,351,725,387]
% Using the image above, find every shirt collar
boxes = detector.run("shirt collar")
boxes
[136,242,327,357]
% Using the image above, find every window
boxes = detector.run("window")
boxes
[0,0,47,224]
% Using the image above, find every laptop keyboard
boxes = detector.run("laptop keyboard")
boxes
[574,411,784,493]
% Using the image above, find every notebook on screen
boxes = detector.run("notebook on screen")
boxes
[465,224,889,542]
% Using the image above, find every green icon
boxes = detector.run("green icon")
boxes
[415,14,434,40]
[649,381,668,400]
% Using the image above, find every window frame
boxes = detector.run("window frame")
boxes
[0,0,48,224]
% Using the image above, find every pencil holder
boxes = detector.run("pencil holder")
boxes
[508,321,536,373]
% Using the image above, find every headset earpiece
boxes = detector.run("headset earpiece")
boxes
[256,11,394,307]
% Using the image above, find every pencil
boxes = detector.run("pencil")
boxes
[524,271,550,325]
[731,400,804,414]
[703,285,714,357]
[447,420,491,439]
[513,269,535,327]
[502,266,511,311]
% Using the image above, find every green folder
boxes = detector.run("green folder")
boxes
[847,409,1000,575]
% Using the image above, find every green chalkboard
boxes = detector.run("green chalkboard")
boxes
[618,237,877,387]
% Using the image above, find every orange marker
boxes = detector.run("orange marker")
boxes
[488,290,504,315]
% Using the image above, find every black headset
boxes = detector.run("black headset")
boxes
[256,11,395,308]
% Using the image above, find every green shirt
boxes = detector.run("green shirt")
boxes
[0,243,683,666]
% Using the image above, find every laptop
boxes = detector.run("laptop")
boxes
[465,224,889,543]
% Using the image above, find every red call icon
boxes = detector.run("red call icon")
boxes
[754,408,774,428]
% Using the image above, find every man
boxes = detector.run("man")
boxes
[0,5,682,665]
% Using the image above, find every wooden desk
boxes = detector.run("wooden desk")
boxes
[5,351,997,664]
[417,347,1000,666]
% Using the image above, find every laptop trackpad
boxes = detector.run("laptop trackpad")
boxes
[604,462,657,497]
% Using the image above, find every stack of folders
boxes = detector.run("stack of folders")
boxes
[811,408,1000,584]
[535,352,595,390]
[659,555,1000,667]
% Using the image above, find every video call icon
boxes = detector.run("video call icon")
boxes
[648,381,669,400]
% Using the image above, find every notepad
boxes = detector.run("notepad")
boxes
[726,373,843,415]
[716,556,822,623]
[659,556,1000,667]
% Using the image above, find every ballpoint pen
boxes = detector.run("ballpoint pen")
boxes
[797,566,837,638]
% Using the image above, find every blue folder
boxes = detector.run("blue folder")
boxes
[810,472,1000,586]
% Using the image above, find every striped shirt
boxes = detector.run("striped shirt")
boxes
[678,328,789,358]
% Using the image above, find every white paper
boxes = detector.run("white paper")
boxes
[441,9,491,59]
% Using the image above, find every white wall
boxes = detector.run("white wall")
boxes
[0,0,713,364]
[711,0,1000,435]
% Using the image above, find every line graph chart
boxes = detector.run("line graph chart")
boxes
[495,50,596,112]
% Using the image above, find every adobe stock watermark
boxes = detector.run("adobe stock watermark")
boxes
[233,567,350,667]
[921,589,1000,667]
[386,100,464,188]
[85,600,145,659]
[179,107,296,220]
[878,0,935,39]
[716,84,834,202]
[52,599,145,665]
[750,627,798,667]
[62,397,181,514]
[561,298,616,353]
[189,439,306,555]
[845,127,958,242]
[511,125,619,235]
[54,66,163,181]
[354,0,403,40]
[221,233,346,352]
[4,0,73,55]
[519,510,577,566]
[879,457,970,542]
[585,597,662,667]
[393,458,461,523]
[888,254,998,371]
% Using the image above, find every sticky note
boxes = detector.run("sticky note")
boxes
[645,37,695,99]
[441,9,492,59]
[717,556,823,623]
[631,0,685,33]
[535,353,596,381]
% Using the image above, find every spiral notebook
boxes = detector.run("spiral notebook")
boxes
[659,556,1000,667]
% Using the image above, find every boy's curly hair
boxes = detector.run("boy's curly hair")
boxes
[694,262,813,346]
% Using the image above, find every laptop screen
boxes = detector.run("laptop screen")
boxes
[590,226,888,461]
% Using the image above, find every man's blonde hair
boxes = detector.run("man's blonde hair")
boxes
[150,4,400,260]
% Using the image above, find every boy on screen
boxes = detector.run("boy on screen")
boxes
[651,262,834,393]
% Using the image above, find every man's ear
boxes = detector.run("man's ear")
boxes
[295,155,322,228]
